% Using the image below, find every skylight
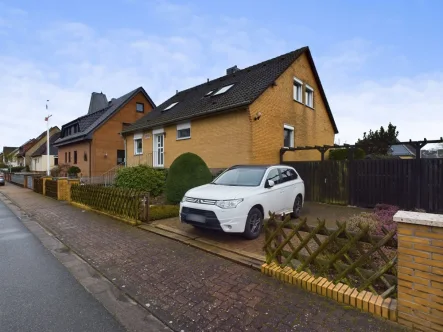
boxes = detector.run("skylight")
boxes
[164,102,179,111]
[213,84,234,96]
[205,90,214,96]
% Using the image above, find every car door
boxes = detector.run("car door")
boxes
[262,168,284,214]
[279,167,299,212]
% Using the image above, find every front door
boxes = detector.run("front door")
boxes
[117,150,125,165]
[153,134,164,167]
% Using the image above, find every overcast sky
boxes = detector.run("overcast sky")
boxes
[1,0,442,148]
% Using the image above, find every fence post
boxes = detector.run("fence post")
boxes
[394,211,443,331]
[67,179,79,202]
[57,178,67,200]
[23,175,28,189]
[142,193,150,223]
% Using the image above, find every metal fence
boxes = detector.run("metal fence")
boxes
[11,174,25,186]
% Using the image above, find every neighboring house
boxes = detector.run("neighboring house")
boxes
[54,88,155,177]
[122,46,338,169]
[1,146,19,166]
[15,127,60,169]
[30,132,61,172]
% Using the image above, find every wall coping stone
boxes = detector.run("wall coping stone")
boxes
[394,210,443,228]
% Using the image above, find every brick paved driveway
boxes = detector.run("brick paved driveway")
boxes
[0,185,404,332]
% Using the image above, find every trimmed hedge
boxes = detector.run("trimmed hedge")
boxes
[115,165,166,196]
[329,148,365,160]
[165,153,212,204]
[150,205,180,221]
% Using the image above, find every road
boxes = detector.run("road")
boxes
[0,199,125,332]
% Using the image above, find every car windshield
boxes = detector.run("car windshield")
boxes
[212,167,266,187]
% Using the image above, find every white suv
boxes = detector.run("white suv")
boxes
[180,165,305,240]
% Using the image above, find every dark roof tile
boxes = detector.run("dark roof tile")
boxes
[31,132,61,157]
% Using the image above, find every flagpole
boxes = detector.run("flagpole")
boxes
[45,100,52,176]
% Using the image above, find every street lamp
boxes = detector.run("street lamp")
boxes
[45,100,52,176]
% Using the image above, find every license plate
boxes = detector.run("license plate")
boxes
[187,214,205,223]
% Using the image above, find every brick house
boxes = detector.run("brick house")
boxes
[54,87,155,177]
[122,46,338,169]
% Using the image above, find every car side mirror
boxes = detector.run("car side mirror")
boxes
[266,180,275,188]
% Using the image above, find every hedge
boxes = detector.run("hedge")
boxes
[150,205,180,221]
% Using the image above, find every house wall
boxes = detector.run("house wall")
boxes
[125,108,252,169]
[30,155,56,172]
[57,142,91,177]
[24,127,60,167]
[91,91,153,175]
[249,52,336,163]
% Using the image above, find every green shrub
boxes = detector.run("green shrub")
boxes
[115,165,166,196]
[150,205,179,221]
[165,152,212,203]
[329,148,365,160]
[11,166,25,173]
[68,166,81,176]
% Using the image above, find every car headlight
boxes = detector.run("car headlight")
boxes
[181,196,188,203]
[216,199,243,209]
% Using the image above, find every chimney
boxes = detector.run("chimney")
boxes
[226,65,240,75]
[88,92,108,114]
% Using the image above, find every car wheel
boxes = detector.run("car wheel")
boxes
[291,195,302,219]
[243,207,263,240]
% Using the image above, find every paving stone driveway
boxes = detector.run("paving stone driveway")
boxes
[0,185,404,332]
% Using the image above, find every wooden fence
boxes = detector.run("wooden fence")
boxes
[264,213,398,298]
[45,179,58,199]
[33,177,43,194]
[70,185,149,223]
[285,159,443,213]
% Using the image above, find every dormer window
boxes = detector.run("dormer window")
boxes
[164,102,178,111]
[213,84,234,96]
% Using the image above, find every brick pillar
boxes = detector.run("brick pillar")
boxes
[394,211,443,331]
[57,178,67,200]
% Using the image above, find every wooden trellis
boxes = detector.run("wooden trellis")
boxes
[45,179,58,199]
[71,185,149,222]
[264,214,398,298]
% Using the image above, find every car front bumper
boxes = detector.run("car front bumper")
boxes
[179,202,248,233]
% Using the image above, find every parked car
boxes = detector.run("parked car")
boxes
[0,173,5,186]
[180,165,305,240]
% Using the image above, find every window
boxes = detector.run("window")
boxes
[305,85,314,108]
[213,167,266,187]
[284,124,294,148]
[134,133,143,155]
[68,152,71,163]
[84,152,88,161]
[164,102,178,111]
[280,168,297,183]
[54,157,58,166]
[205,90,214,96]
[65,152,67,163]
[213,84,234,96]
[266,169,281,185]
[177,122,191,140]
[136,102,144,113]
[293,77,303,102]
[74,151,77,164]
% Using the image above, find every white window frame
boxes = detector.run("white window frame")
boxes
[213,84,234,96]
[163,102,178,111]
[305,84,314,108]
[293,77,303,103]
[176,121,191,140]
[283,124,295,148]
[133,133,143,155]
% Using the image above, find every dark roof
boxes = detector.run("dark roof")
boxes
[123,46,338,134]
[17,127,60,156]
[31,132,61,157]
[3,146,18,156]
[88,92,108,114]
[390,138,416,157]
[55,87,155,147]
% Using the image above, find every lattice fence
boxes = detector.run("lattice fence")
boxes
[70,185,149,222]
[264,214,398,298]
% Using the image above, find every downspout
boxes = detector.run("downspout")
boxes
[89,141,92,177]
[124,136,127,167]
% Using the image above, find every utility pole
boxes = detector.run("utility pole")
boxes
[45,100,52,176]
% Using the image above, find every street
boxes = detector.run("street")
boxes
[0,199,125,332]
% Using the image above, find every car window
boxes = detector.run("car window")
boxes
[280,168,297,183]
[266,168,281,185]
[213,167,266,186]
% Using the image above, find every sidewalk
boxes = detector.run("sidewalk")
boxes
[0,184,405,332]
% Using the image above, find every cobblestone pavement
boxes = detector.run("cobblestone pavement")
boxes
[0,185,405,332]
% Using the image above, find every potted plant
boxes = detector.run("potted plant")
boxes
[67,166,81,178]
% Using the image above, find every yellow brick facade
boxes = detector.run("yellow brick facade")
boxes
[125,52,336,168]
[126,108,252,169]
[249,52,335,163]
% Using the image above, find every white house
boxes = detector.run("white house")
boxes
[30,132,60,172]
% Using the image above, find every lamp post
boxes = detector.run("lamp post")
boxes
[45,100,52,176]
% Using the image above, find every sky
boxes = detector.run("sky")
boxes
[1,0,442,148]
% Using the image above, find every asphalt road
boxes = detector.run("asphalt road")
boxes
[0,199,126,332]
